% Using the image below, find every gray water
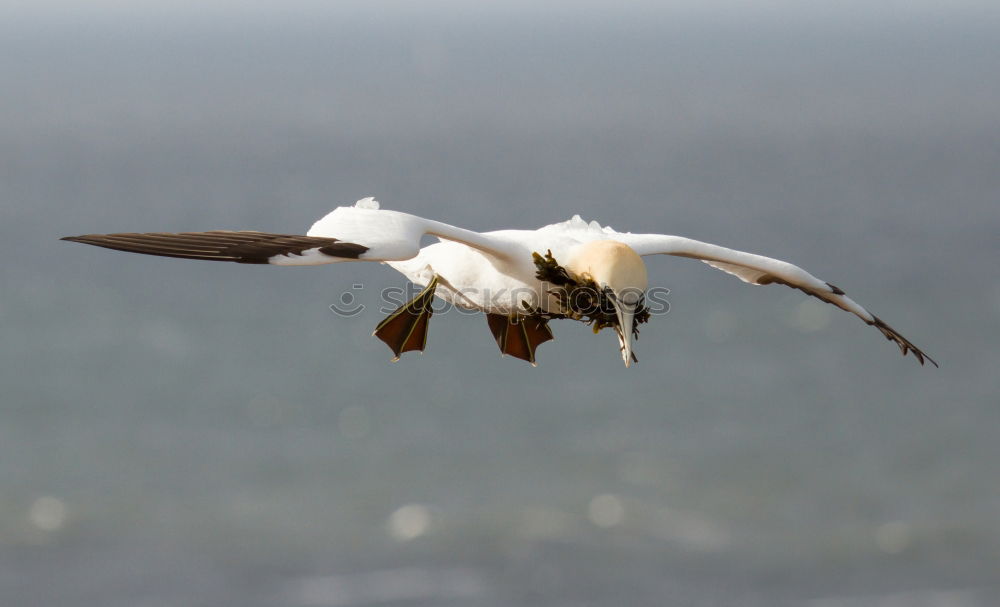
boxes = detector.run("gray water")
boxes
[2,4,999,606]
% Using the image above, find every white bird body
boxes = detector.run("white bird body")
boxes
[387,240,545,314]
[62,197,936,367]
[385,226,618,315]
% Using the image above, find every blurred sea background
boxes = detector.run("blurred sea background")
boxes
[2,1,999,605]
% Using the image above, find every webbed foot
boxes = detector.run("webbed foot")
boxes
[373,276,439,361]
[486,313,554,366]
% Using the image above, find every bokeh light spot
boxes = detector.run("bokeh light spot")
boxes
[789,299,832,333]
[387,504,431,541]
[29,496,68,532]
[875,520,911,554]
[588,494,625,528]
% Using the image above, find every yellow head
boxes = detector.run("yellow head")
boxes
[565,240,649,366]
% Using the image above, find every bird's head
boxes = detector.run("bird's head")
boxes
[565,240,648,367]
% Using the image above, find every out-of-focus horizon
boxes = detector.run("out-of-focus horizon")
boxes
[5,0,999,18]
[2,2,998,606]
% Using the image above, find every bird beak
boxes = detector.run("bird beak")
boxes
[612,300,636,367]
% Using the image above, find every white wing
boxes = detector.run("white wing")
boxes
[611,232,937,367]
[306,198,521,262]
[63,198,522,267]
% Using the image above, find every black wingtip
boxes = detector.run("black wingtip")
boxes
[57,231,368,264]
[870,315,938,369]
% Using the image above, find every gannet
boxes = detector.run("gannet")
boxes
[62,197,936,367]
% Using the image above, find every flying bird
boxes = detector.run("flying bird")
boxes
[62,198,936,368]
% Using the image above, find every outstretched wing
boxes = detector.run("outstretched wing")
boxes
[305,198,519,262]
[612,232,937,367]
[62,198,521,266]
[60,231,370,265]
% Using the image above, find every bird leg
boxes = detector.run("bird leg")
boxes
[486,313,554,366]
[373,276,439,361]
